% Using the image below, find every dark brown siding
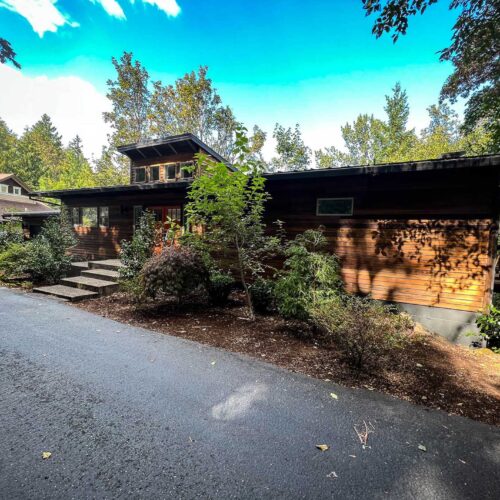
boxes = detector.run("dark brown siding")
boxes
[61,188,188,260]
[265,167,499,313]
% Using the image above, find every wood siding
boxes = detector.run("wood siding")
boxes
[265,167,499,313]
[60,163,499,313]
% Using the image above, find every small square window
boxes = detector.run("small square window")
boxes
[13,186,21,195]
[81,207,98,227]
[0,184,8,194]
[149,166,160,182]
[99,207,109,227]
[166,165,177,180]
[135,168,146,183]
[316,198,353,216]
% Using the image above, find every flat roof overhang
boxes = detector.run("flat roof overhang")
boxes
[117,133,235,170]
[33,181,191,199]
[264,154,500,181]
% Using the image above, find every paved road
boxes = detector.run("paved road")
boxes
[0,287,499,499]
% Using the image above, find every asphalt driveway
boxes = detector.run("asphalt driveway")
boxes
[0,287,499,499]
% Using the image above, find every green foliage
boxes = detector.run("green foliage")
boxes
[139,246,208,302]
[363,0,499,151]
[249,278,275,314]
[476,305,500,351]
[119,211,156,280]
[185,127,280,319]
[0,37,20,68]
[270,123,311,172]
[274,229,343,321]
[22,214,76,284]
[207,269,234,306]
[310,295,414,369]
[0,219,23,251]
[0,243,28,280]
[315,82,494,168]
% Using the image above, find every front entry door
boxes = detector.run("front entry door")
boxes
[149,205,182,253]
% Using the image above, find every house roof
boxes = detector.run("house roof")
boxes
[263,153,500,181]
[34,180,191,198]
[0,173,32,193]
[0,193,55,213]
[117,133,235,170]
[33,152,500,199]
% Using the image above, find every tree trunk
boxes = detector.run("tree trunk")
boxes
[235,239,255,321]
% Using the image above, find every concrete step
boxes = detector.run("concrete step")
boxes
[89,259,123,272]
[33,284,98,302]
[69,261,89,277]
[81,268,120,283]
[60,275,119,296]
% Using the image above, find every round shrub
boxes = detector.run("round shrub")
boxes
[207,270,234,306]
[140,246,209,302]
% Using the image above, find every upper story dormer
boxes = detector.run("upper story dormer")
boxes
[117,133,231,185]
[0,173,31,197]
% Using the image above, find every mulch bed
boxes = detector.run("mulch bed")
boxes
[73,291,500,427]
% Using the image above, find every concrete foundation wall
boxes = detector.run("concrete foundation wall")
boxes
[395,302,481,345]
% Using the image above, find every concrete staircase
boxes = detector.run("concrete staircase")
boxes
[33,259,122,302]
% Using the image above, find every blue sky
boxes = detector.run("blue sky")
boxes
[0,0,459,159]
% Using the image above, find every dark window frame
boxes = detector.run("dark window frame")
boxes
[316,198,354,216]
[135,167,146,183]
[166,164,177,180]
[149,166,160,182]
[99,206,109,228]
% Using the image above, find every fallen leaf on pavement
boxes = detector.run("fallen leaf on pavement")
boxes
[316,444,329,451]
[42,451,52,459]
[211,361,216,366]
[418,444,427,452]
[326,471,338,479]
[330,392,338,400]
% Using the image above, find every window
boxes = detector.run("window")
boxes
[149,166,160,182]
[166,207,182,223]
[81,207,98,227]
[135,168,146,183]
[71,207,80,225]
[133,205,143,231]
[99,207,109,227]
[13,186,21,195]
[316,198,353,216]
[0,184,8,194]
[166,164,177,180]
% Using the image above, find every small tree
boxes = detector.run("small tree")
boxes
[184,128,280,320]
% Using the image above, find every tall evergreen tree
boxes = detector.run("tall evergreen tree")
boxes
[0,118,17,174]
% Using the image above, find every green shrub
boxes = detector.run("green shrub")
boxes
[476,305,500,351]
[0,243,29,279]
[0,219,23,251]
[207,269,234,306]
[24,215,76,284]
[310,295,414,370]
[140,246,208,302]
[274,229,343,321]
[1,215,76,284]
[249,278,275,314]
[119,211,156,280]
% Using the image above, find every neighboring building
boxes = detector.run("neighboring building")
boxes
[34,133,500,343]
[0,173,57,237]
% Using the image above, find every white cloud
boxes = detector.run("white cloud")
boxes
[91,0,126,19]
[142,0,180,17]
[0,65,111,159]
[0,0,78,37]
